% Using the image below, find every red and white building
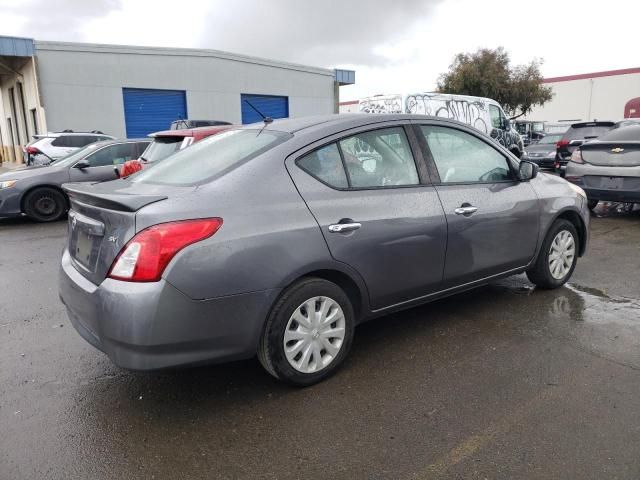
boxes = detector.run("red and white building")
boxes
[524,67,640,122]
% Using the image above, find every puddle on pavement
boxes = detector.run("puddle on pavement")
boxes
[490,276,640,367]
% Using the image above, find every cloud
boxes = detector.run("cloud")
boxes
[1,0,123,41]
[185,0,444,67]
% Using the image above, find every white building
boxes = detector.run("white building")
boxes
[525,67,640,123]
[0,36,355,164]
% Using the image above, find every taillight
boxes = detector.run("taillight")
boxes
[120,159,143,177]
[570,149,584,163]
[108,218,223,282]
[556,139,569,148]
[25,146,40,155]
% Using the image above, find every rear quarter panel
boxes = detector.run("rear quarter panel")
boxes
[136,144,345,301]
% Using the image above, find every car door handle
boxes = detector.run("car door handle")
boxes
[328,222,362,233]
[454,206,478,216]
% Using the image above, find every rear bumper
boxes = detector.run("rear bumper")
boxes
[581,187,640,203]
[59,249,280,370]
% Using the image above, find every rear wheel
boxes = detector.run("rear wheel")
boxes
[258,278,355,386]
[587,199,598,210]
[527,219,579,289]
[23,187,67,222]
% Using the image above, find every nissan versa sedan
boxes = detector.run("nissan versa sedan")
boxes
[58,114,590,386]
[565,125,640,209]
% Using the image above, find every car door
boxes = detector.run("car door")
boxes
[69,143,137,182]
[286,123,447,310]
[415,123,540,287]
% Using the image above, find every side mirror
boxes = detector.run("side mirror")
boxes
[518,160,538,181]
[74,160,90,169]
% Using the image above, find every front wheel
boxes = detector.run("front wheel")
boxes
[258,278,355,386]
[587,199,598,210]
[23,187,67,222]
[527,219,579,289]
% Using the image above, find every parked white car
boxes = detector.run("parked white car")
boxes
[358,93,524,157]
[24,131,114,165]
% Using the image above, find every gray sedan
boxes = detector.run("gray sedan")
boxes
[566,125,640,209]
[58,114,590,385]
[0,139,149,222]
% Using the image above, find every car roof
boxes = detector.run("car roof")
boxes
[149,125,237,137]
[239,113,476,135]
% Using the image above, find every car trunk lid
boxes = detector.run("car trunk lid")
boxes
[63,180,186,285]
[581,141,640,167]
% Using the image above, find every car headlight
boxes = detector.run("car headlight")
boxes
[547,151,556,158]
[0,180,17,189]
[567,182,586,199]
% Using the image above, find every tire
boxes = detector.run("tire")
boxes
[587,199,598,210]
[527,219,579,289]
[258,277,355,386]
[23,187,67,222]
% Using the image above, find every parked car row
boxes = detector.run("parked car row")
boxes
[0,122,238,222]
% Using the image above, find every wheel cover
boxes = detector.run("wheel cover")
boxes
[548,230,575,280]
[35,195,57,216]
[283,296,346,374]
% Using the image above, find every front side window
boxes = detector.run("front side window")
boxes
[421,126,513,183]
[489,105,503,129]
[338,127,419,188]
[298,143,348,188]
[86,143,137,167]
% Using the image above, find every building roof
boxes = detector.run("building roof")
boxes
[544,67,640,83]
[34,40,336,77]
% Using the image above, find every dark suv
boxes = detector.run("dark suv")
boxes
[555,121,614,175]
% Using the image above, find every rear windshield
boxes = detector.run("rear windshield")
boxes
[141,137,184,163]
[565,125,612,140]
[596,125,640,142]
[131,129,291,186]
[537,134,563,145]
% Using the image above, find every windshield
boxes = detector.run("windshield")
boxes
[141,137,185,163]
[537,134,563,145]
[48,144,102,167]
[131,129,291,186]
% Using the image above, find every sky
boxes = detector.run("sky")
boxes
[0,0,638,101]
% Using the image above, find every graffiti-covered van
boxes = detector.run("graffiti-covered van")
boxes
[358,93,524,157]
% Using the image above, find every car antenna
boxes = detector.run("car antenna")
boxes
[244,100,273,124]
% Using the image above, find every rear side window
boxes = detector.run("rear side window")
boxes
[132,129,290,186]
[338,127,419,188]
[298,144,348,188]
[51,136,72,147]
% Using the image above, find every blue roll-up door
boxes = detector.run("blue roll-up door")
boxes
[122,88,187,137]
[241,94,289,124]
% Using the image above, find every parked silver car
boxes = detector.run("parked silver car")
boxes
[0,139,149,221]
[565,125,640,209]
[58,114,590,385]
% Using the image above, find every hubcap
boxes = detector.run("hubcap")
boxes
[35,196,56,216]
[548,230,575,280]
[283,296,346,373]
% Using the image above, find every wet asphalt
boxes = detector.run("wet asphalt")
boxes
[1,203,639,480]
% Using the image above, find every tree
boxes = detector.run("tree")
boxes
[437,47,552,119]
